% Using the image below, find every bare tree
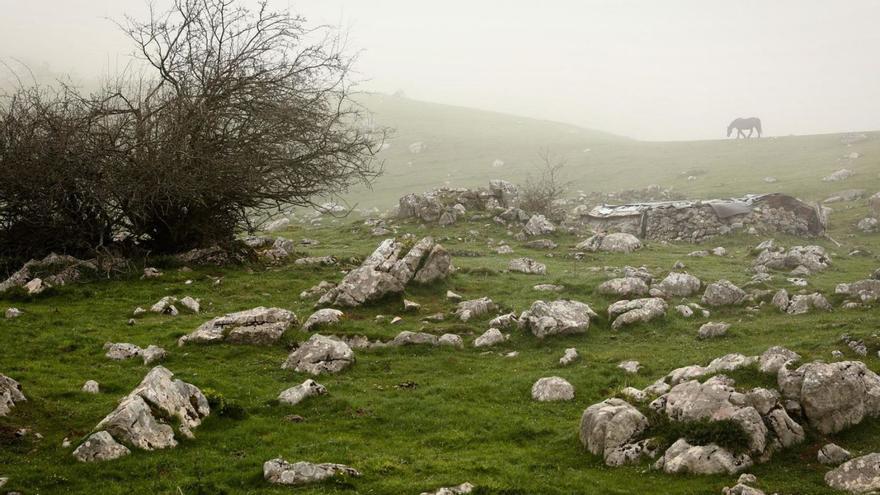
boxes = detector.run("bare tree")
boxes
[101,0,385,250]
[519,149,570,221]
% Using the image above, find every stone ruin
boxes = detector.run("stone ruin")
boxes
[570,193,825,242]
[397,180,519,226]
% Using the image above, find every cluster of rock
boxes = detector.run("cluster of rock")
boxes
[822,168,855,182]
[771,289,832,315]
[0,253,98,294]
[243,235,297,262]
[751,243,831,276]
[0,374,25,417]
[836,278,880,306]
[147,295,200,315]
[518,300,596,338]
[178,307,297,346]
[397,180,519,226]
[73,367,209,462]
[318,236,452,307]
[571,194,824,243]
[579,345,880,487]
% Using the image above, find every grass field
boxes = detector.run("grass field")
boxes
[1,97,880,494]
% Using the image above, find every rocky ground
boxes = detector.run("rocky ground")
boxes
[2,161,880,493]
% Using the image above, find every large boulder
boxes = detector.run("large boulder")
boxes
[519,300,595,338]
[264,459,361,486]
[84,367,209,457]
[577,233,642,253]
[319,237,453,307]
[825,453,880,494]
[598,277,649,298]
[179,307,297,346]
[282,334,354,375]
[579,398,648,464]
[608,298,667,330]
[701,280,747,307]
[778,361,880,434]
[656,439,752,475]
[0,374,25,417]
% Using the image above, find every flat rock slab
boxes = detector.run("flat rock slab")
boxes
[264,459,361,486]
[179,307,297,346]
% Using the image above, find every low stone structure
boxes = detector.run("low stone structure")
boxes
[571,193,825,242]
[397,180,519,225]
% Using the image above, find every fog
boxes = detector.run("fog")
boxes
[2,0,879,140]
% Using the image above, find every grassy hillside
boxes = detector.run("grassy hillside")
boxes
[2,98,880,494]
[347,94,880,210]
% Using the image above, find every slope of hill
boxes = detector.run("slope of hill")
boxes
[346,94,880,210]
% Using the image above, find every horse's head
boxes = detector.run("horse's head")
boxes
[726,125,733,137]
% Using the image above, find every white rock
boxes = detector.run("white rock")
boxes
[531,377,574,401]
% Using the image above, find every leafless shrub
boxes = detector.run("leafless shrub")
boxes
[518,150,570,221]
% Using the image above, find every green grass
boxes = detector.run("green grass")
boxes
[2,98,880,494]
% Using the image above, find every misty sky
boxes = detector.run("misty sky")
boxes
[1,0,878,140]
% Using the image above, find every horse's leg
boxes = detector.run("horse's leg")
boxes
[737,128,745,139]
[748,128,754,138]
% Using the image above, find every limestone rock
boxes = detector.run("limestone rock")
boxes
[419,482,475,495]
[508,257,547,275]
[454,297,497,322]
[278,379,327,405]
[656,438,752,475]
[657,272,701,297]
[825,453,880,494]
[82,380,100,394]
[777,360,880,434]
[759,346,800,374]
[282,334,354,375]
[577,232,642,253]
[302,309,343,332]
[702,280,747,307]
[389,331,439,346]
[72,431,131,462]
[179,307,296,346]
[618,361,641,374]
[141,345,167,365]
[560,348,579,366]
[608,298,667,330]
[579,398,648,464]
[474,328,504,348]
[519,299,595,338]
[818,443,852,465]
[698,322,731,339]
[4,307,22,319]
[531,377,574,401]
[438,334,463,348]
[523,214,556,237]
[104,342,143,360]
[263,459,361,486]
[598,277,649,298]
[0,374,26,417]
[318,237,453,307]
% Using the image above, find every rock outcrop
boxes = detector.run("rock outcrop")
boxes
[179,307,297,346]
[282,334,355,375]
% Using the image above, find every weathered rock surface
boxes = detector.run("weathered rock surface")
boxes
[0,253,95,294]
[577,233,642,253]
[0,374,25,417]
[389,331,439,347]
[319,237,452,307]
[531,377,574,401]
[263,459,361,486]
[825,453,880,494]
[753,245,831,274]
[455,297,497,322]
[698,322,731,339]
[656,272,701,297]
[282,335,354,375]
[302,309,343,332]
[278,379,327,405]
[179,307,297,346]
[818,443,852,465]
[608,298,668,330]
[702,280,747,307]
[778,360,880,434]
[474,328,504,348]
[86,367,209,456]
[523,214,556,237]
[419,482,475,495]
[580,398,648,465]
[519,300,595,338]
[560,348,579,366]
[759,346,800,374]
[656,439,752,475]
[598,277,649,298]
[72,431,131,462]
[508,257,547,275]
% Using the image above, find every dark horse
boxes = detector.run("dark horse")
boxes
[727,117,762,138]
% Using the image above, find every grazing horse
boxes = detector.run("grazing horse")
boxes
[727,117,762,139]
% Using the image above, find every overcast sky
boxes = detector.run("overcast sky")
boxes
[1,0,878,140]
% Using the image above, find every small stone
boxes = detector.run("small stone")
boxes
[618,361,641,374]
[141,345,167,365]
[559,348,579,366]
[278,379,327,406]
[698,322,731,339]
[531,377,575,401]
[72,431,131,462]
[390,316,403,325]
[446,290,463,302]
[82,380,100,394]
[403,299,421,312]
[5,307,22,319]
[438,334,463,348]
[474,328,504,348]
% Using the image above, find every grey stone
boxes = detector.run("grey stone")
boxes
[282,334,355,375]
[180,307,297,346]
[825,453,880,493]
[519,300,595,338]
[72,431,131,462]
[531,377,574,401]
[278,379,327,405]
[302,309,343,332]
[263,459,361,486]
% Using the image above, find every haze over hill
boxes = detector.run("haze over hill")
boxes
[345,93,880,211]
